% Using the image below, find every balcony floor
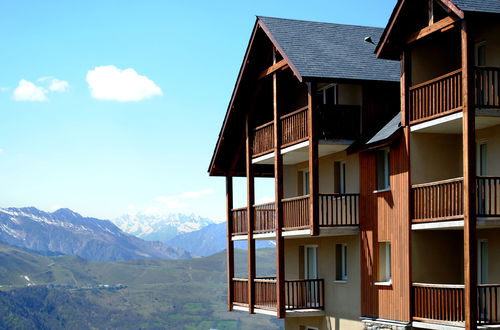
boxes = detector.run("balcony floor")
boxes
[252,139,353,165]
[410,110,500,134]
[231,226,359,241]
[412,218,500,230]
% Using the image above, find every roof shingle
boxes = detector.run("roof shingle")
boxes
[258,16,400,82]
[453,0,500,14]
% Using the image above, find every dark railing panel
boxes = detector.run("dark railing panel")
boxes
[233,278,249,306]
[413,284,465,324]
[478,285,500,325]
[411,178,464,222]
[253,122,274,156]
[476,67,500,108]
[318,104,361,140]
[254,278,277,310]
[319,193,359,226]
[281,107,308,146]
[409,69,463,124]
[283,196,309,230]
[231,207,248,235]
[254,202,276,234]
[477,177,500,217]
[285,279,324,310]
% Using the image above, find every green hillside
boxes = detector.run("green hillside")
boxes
[0,243,281,329]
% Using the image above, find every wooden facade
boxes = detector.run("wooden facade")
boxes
[211,2,500,329]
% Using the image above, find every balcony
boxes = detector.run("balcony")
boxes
[409,67,500,126]
[231,277,324,314]
[411,177,500,228]
[252,104,361,161]
[412,283,500,327]
[230,193,359,238]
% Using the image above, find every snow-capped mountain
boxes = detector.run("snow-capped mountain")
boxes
[113,213,216,242]
[0,207,192,261]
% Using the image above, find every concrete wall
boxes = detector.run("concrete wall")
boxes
[283,151,360,198]
[474,19,500,67]
[477,228,500,284]
[411,230,464,284]
[284,235,362,330]
[410,133,463,184]
[476,124,500,176]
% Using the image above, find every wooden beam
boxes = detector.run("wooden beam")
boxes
[405,16,460,45]
[258,59,287,80]
[225,176,234,311]
[401,50,411,127]
[438,0,465,19]
[461,19,477,330]
[273,63,285,319]
[245,115,256,314]
[307,82,319,236]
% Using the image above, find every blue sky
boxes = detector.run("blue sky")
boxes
[0,0,397,221]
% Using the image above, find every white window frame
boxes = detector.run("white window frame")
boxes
[335,243,348,282]
[375,148,390,192]
[475,41,487,66]
[376,242,392,285]
[477,141,488,176]
[317,83,338,105]
[303,170,310,195]
[304,245,318,280]
[478,239,488,284]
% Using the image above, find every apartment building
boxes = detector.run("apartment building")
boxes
[209,1,500,329]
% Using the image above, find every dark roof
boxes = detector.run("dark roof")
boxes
[258,16,400,82]
[453,0,500,14]
[366,112,401,145]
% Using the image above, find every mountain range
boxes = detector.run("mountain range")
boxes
[113,212,216,242]
[0,207,192,261]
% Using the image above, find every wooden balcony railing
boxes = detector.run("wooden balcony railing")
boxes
[478,284,500,325]
[254,202,275,234]
[232,278,249,306]
[413,283,465,325]
[411,178,464,223]
[283,195,310,230]
[281,106,308,147]
[409,69,463,124]
[286,279,324,310]
[319,193,359,226]
[413,283,500,326]
[252,104,360,158]
[254,277,277,310]
[476,67,500,109]
[253,122,275,156]
[477,177,500,217]
[231,207,248,235]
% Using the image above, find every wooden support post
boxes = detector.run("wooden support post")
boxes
[273,66,285,319]
[461,20,477,330]
[226,176,234,311]
[401,49,413,322]
[246,115,256,314]
[307,82,319,236]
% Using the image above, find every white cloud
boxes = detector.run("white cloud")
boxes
[0,87,9,92]
[13,79,48,102]
[13,77,69,102]
[179,189,215,199]
[86,65,162,102]
[38,77,69,92]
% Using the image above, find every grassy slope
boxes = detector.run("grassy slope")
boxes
[0,244,282,329]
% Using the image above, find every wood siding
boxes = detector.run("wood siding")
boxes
[360,134,411,322]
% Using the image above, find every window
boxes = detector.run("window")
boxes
[334,161,346,194]
[316,84,338,105]
[304,246,318,280]
[478,240,488,284]
[476,42,487,66]
[335,244,348,281]
[478,142,487,176]
[376,148,390,191]
[303,170,310,195]
[378,242,391,283]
